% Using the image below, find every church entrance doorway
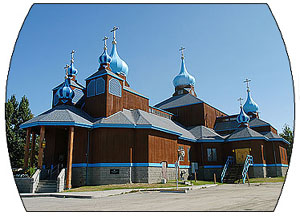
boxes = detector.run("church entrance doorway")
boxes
[235,148,251,164]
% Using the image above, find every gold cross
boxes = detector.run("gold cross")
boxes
[64,64,70,78]
[237,97,244,106]
[244,78,251,90]
[103,36,109,50]
[70,50,75,63]
[179,47,185,59]
[111,26,119,42]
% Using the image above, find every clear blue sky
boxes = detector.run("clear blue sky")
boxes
[6,3,294,133]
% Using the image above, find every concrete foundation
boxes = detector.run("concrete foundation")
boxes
[72,166,190,187]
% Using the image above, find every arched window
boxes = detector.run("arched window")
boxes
[96,77,105,95]
[87,79,95,97]
[109,78,122,97]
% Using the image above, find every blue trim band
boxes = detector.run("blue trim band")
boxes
[203,165,223,169]
[20,121,92,129]
[226,137,268,142]
[252,164,288,167]
[72,163,191,168]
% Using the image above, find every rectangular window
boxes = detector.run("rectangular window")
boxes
[207,148,217,162]
[187,147,190,162]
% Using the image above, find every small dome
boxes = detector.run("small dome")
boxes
[237,106,250,124]
[110,43,128,76]
[68,50,78,77]
[99,48,112,65]
[173,57,195,87]
[243,90,259,114]
[68,61,78,77]
[57,78,74,104]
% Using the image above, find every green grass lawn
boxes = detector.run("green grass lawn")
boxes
[64,177,285,193]
[64,180,216,192]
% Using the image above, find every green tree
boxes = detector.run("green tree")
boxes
[279,124,294,163]
[5,95,33,168]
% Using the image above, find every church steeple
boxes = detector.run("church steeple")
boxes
[99,36,112,70]
[109,26,129,76]
[172,47,196,97]
[67,50,78,81]
[242,78,259,116]
[56,64,75,105]
[237,97,250,127]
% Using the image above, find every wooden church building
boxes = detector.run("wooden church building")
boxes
[21,27,289,189]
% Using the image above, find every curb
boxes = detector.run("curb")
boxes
[20,184,218,199]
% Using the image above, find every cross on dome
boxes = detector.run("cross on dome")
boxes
[111,26,119,44]
[237,97,244,106]
[71,50,75,63]
[103,36,109,50]
[64,64,70,78]
[244,78,251,92]
[179,47,185,59]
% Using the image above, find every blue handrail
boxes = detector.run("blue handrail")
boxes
[242,155,253,184]
[221,156,234,183]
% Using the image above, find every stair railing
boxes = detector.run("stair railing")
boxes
[221,156,234,183]
[242,155,253,184]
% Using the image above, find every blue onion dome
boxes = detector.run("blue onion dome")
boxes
[99,36,112,66]
[109,26,128,76]
[110,42,129,76]
[243,88,259,114]
[237,105,250,124]
[173,48,195,88]
[57,68,74,104]
[68,50,78,77]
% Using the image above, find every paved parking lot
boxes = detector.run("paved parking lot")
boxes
[21,182,283,211]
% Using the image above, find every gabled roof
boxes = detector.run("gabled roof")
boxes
[188,125,225,142]
[214,117,271,132]
[92,109,196,140]
[260,131,281,139]
[85,69,124,81]
[154,94,203,110]
[226,126,266,141]
[20,105,94,128]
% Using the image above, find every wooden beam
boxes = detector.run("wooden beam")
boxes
[66,126,75,189]
[38,126,45,169]
[30,132,36,168]
[23,128,31,169]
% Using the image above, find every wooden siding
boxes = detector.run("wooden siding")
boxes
[89,128,134,163]
[73,127,88,164]
[122,89,149,112]
[166,103,226,128]
[148,130,178,164]
[203,103,227,129]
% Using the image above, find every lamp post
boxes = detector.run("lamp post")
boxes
[176,149,185,190]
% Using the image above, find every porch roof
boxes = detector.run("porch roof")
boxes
[20,105,94,129]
